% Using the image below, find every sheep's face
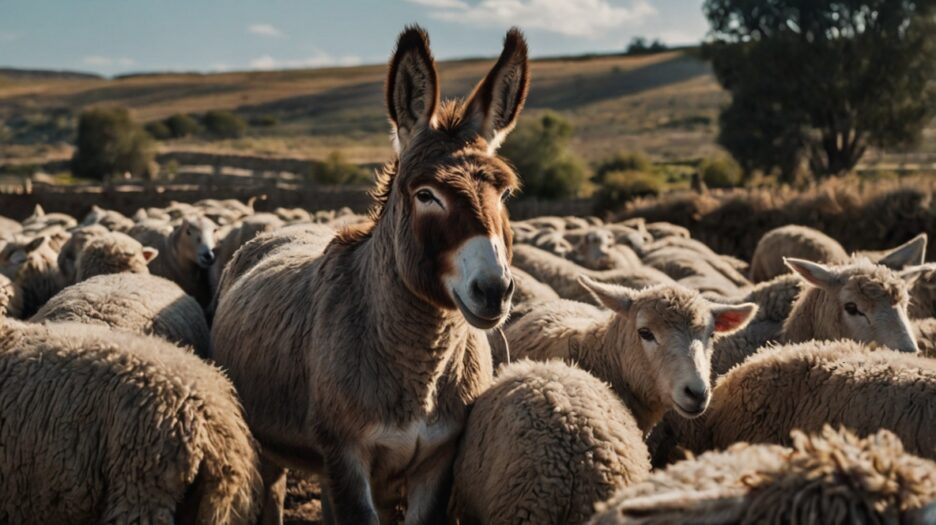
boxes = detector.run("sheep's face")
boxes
[535,232,572,258]
[580,278,756,419]
[787,258,920,353]
[576,230,616,269]
[0,236,57,280]
[177,217,218,269]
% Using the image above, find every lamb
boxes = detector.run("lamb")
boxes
[749,224,849,282]
[639,236,750,288]
[80,204,135,232]
[73,231,158,283]
[31,272,209,356]
[505,277,756,432]
[592,426,936,525]
[0,235,64,318]
[644,221,689,240]
[0,214,21,240]
[568,228,643,271]
[451,360,651,525]
[530,229,573,257]
[20,204,77,234]
[512,244,674,305]
[0,318,261,524]
[131,216,218,307]
[0,274,22,318]
[57,224,109,284]
[641,247,743,297]
[696,339,936,461]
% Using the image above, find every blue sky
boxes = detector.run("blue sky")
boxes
[0,0,708,76]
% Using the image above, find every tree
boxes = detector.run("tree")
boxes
[203,110,246,139]
[705,0,936,177]
[72,107,155,180]
[166,113,201,138]
[499,112,590,200]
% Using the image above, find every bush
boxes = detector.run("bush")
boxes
[700,156,743,188]
[144,121,172,140]
[166,113,201,138]
[72,107,155,180]
[499,112,590,199]
[249,115,279,127]
[203,110,246,139]
[308,151,371,185]
[594,151,653,181]
[595,170,666,211]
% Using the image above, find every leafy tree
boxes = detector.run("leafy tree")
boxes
[203,110,246,139]
[699,155,743,188]
[144,120,172,140]
[705,0,936,177]
[72,107,155,180]
[594,151,653,181]
[308,151,371,185]
[166,113,201,138]
[499,112,590,199]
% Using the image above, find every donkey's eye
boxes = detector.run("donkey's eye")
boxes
[500,189,512,202]
[637,328,656,342]
[415,189,439,206]
[844,302,862,316]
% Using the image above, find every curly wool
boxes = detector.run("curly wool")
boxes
[75,231,153,282]
[0,274,22,318]
[0,319,261,525]
[749,225,849,283]
[451,360,650,525]
[591,427,936,525]
[32,273,209,356]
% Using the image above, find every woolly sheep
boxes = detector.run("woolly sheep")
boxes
[640,236,750,288]
[57,224,109,284]
[505,277,756,432]
[512,244,674,305]
[592,427,936,525]
[0,318,261,524]
[644,221,689,240]
[697,339,936,461]
[0,214,21,240]
[80,204,135,232]
[451,359,650,525]
[909,264,936,319]
[641,247,743,297]
[0,274,22,318]
[32,272,208,356]
[0,235,64,318]
[74,231,158,283]
[131,216,218,307]
[914,318,936,358]
[531,229,574,257]
[568,229,643,271]
[749,225,849,283]
[20,204,77,234]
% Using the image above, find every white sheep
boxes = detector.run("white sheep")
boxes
[749,224,849,283]
[130,216,218,307]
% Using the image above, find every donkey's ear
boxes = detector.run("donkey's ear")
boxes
[462,27,530,154]
[386,25,440,153]
[877,233,927,269]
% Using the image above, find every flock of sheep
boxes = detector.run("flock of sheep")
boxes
[2,25,936,525]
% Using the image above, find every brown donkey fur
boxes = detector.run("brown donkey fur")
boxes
[211,26,530,525]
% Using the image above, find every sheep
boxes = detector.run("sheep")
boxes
[695,339,936,462]
[909,264,936,319]
[210,212,285,293]
[0,274,22,318]
[20,204,77,234]
[273,207,312,223]
[31,272,209,356]
[451,360,651,525]
[781,257,921,353]
[531,229,574,257]
[644,221,690,240]
[749,225,849,283]
[913,317,936,358]
[641,247,743,297]
[512,244,674,305]
[568,229,643,271]
[0,214,21,240]
[505,267,560,327]
[592,426,936,525]
[0,318,261,524]
[57,224,109,284]
[522,216,567,232]
[505,277,756,432]
[131,216,218,307]
[73,231,158,283]
[0,235,64,318]
[639,236,750,288]
[80,204,135,232]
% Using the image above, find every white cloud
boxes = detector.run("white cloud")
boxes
[248,23,285,38]
[82,55,136,68]
[409,0,657,37]
[248,50,362,70]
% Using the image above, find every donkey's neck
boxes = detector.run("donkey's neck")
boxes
[579,315,666,434]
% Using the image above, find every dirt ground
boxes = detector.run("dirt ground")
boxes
[284,472,323,525]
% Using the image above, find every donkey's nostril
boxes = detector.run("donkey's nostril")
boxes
[470,280,485,302]
[684,385,707,403]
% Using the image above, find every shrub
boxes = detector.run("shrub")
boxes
[308,151,371,185]
[249,115,279,127]
[594,151,653,181]
[71,107,155,180]
[166,113,201,138]
[499,111,591,199]
[203,110,246,139]
[144,121,172,140]
[700,156,743,188]
[595,170,666,211]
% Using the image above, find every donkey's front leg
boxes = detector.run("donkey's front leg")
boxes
[404,442,457,525]
[322,447,378,525]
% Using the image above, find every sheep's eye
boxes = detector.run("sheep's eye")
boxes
[844,302,862,316]
[637,328,656,342]
[415,189,438,205]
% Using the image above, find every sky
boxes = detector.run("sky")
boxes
[0,0,709,76]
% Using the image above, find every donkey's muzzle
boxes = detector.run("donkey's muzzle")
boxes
[469,274,513,320]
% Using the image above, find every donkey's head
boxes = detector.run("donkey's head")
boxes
[377,26,529,329]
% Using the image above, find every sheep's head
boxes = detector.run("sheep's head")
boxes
[0,236,58,280]
[574,229,616,269]
[176,216,218,269]
[580,277,756,419]
[785,257,922,353]
[75,232,158,282]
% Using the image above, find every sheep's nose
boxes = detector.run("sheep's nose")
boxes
[470,274,513,317]
[683,385,709,404]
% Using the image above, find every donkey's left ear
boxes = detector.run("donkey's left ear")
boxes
[462,27,530,154]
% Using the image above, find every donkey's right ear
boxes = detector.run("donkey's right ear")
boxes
[386,25,440,153]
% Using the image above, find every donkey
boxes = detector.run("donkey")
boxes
[211,26,530,525]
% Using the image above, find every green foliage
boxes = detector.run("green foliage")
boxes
[307,151,371,185]
[71,107,155,180]
[249,115,279,127]
[595,170,667,210]
[202,110,246,139]
[499,112,591,199]
[594,151,654,181]
[700,156,743,188]
[626,37,668,55]
[166,113,201,138]
[705,0,936,177]
[144,120,172,140]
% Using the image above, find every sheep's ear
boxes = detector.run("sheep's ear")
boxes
[24,236,48,253]
[386,25,439,153]
[31,204,45,218]
[877,233,927,269]
[709,302,757,334]
[142,247,159,263]
[784,258,842,289]
[578,275,636,312]
[461,27,530,154]
[132,209,147,221]
[899,265,930,286]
